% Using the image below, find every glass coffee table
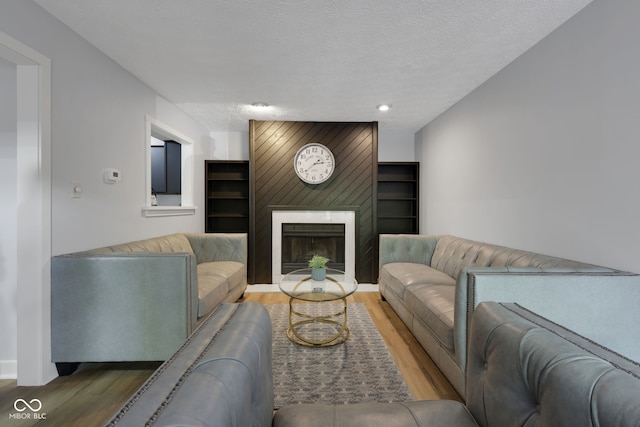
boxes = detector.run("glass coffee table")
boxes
[278,268,358,347]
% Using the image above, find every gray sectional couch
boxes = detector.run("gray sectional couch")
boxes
[378,234,640,397]
[51,233,247,374]
[106,301,640,426]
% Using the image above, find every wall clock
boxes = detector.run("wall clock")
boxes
[293,143,336,184]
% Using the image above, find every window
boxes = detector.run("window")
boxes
[143,116,195,217]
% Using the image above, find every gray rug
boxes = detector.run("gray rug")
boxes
[265,303,414,408]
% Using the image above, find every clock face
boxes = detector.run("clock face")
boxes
[294,143,335,184]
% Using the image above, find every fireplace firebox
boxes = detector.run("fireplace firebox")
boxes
[281,223,345,274]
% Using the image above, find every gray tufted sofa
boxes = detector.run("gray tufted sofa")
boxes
[105,302,273,427]
[273,301,640,426]
[378,234,640,396]
[51,233,247,375]
[107,301,640,426]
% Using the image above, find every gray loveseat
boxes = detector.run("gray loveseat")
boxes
[106,301,640,426]
[378,234,640,396]
[51,233,247,375]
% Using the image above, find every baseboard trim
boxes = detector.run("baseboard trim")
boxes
[246,284,379,293]
[0,360,17,379]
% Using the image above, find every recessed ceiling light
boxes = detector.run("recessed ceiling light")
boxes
[251,102,270,108]
[376,104,391,112]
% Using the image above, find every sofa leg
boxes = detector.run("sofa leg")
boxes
[56,362,80,376]
[380,293,387,302]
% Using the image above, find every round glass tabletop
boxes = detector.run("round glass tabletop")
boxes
[278,268,358,302]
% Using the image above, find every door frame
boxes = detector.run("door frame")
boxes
[0,31,55,385]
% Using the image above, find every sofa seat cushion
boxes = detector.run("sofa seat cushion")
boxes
[197,261,244,317]
[381,263,455,299]
[273,401,478,427]
[405,284,456,351]
[206,260,245,290]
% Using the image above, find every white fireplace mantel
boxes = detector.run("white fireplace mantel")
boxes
[272,210,356,284]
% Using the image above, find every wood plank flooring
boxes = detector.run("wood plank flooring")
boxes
[0,292,460,426]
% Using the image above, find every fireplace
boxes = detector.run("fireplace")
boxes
[281,223,345,273]
[272,210,356,284]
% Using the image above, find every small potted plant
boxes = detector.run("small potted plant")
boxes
[308,254,330,281]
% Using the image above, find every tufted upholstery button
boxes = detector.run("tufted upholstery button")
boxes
[484,363,488,370]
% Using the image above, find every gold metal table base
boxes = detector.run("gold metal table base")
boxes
[287,297,350,347]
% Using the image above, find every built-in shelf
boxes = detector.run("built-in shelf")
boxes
[205,161,250,233]
[377,162,419,235]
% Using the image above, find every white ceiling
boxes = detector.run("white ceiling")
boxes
[35,0,592,134]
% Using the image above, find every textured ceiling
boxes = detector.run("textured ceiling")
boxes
[34,0,592,133]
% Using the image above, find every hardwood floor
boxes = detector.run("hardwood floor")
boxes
[0,361,162,426]
[0,291,460,426]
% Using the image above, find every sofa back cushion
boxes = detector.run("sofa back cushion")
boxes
[431,235,599,280]
[467,302,640,427]
[186,233,247,264]
[378,234,438,271]
[88,233,194,255]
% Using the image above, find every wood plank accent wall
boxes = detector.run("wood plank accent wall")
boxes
[250,120,378,284]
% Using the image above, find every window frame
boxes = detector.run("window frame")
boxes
[142,115,196,217]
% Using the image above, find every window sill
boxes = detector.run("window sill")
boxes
[142,206,197,217]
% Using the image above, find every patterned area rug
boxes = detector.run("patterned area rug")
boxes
[265,303,413,408]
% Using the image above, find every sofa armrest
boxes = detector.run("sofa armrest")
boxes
[467,302,640,426]
[185,233,247,265]
[51,252,198,363]
[105,303,274,427]
[454,268,640,379]
[378,234,438,273]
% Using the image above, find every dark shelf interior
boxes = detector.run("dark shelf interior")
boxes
[205,161,250,233]
[377,162,419,236]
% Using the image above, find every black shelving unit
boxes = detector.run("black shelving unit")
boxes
[377,162,419,235]
[205,161,250,233]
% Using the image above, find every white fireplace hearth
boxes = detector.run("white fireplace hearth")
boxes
[272,210,356,284]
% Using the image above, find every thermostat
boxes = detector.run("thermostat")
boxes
[104,168,122,184]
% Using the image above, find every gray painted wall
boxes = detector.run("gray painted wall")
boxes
[417,0,640,273]
[0,0,212,256]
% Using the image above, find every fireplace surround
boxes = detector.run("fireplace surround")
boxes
[272,210,356,284]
